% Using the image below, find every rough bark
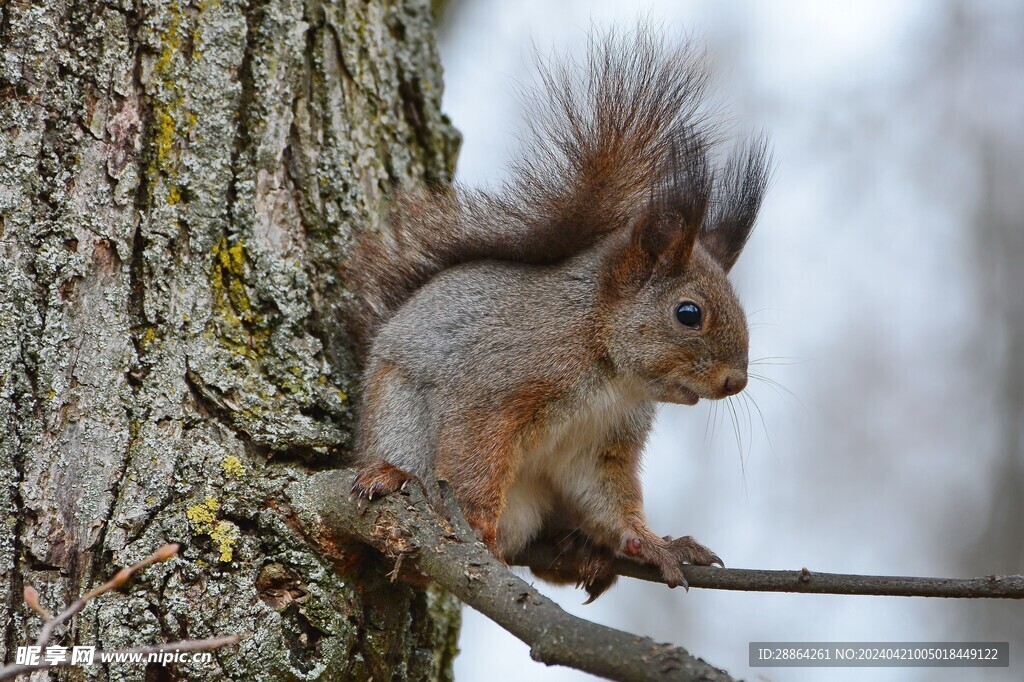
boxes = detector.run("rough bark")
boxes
[0,0,461,679]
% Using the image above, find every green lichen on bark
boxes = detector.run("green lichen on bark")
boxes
[0,0,462,679]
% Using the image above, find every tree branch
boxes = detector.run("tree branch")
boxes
[287,470,735,682]
[511,544,1024,599]
[286,468,1024,682]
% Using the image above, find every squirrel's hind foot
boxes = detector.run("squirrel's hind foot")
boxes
[576,546,619,604]
[351,461,416,501]
[527,531,619,603]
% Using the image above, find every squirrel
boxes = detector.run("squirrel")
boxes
[345,28,770,601]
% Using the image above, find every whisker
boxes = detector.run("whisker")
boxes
[745,308,776,319]
[703,398,714,443]
[749,356,806,366]
[725,397,749,495]
[739,393,754,463]
[742,390,773,455]
[749,372,803,405]
[725,397,743,471]
[710,400,721,444]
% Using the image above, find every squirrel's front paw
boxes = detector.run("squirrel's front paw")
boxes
[351,461,415,501]
[626,533,723,590]
[664,535,724,569]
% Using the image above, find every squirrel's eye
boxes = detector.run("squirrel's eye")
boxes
[675,302,702,328]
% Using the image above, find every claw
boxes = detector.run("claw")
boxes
[663,570,690,591]
[648,533,723,591]
[581,571,617,604]
[351,462,416,503]
[582,585,607,604]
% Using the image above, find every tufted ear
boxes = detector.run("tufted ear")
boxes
[701,135,771,272]
[627,133,713,280]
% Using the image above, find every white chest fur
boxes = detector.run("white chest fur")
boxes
[497,375,650,555]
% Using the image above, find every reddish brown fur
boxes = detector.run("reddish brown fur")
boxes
[351,461,415,500]
[435,379,562,556]
[352,361,401,461]
[585,438,724,587]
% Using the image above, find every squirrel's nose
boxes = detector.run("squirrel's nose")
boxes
[721,371,747,396]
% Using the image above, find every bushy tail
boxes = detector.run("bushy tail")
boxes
[346,27,714,349]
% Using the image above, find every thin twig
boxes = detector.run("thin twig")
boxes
[0,544,240,682]
[34,543,180,650]
[511,544,1024,599]
[288,470,735,682]
[21,587,51,621]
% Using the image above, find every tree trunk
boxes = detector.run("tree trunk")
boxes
[0,0,461,679]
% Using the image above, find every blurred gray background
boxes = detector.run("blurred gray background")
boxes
[433,1,1024,680]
